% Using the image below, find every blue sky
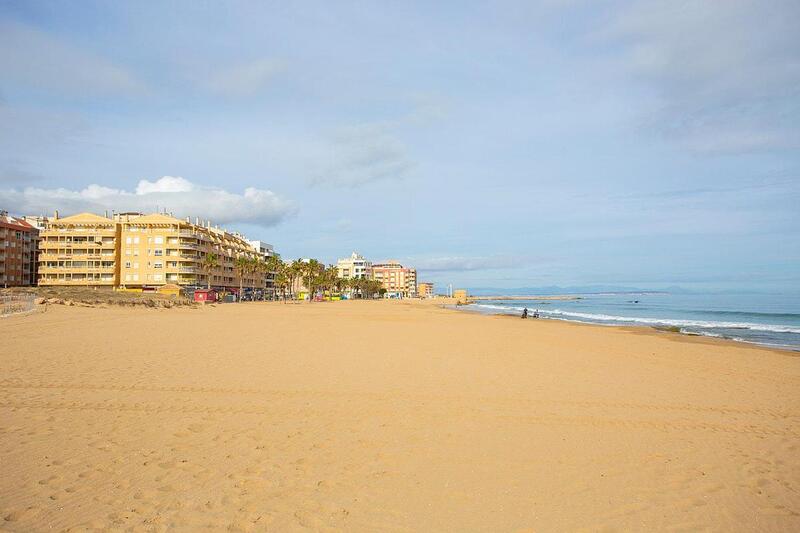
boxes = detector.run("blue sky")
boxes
[1,1,798,291]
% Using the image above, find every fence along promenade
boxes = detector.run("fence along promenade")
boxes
[0,293,36,317]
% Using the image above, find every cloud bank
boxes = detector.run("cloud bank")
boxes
[0,176,294,227]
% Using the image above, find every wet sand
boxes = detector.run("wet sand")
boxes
[1,300,799,531]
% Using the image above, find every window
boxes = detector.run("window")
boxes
[125,274,132,281]
[125,262,131,268]
[154,236,163,244]
[154,249,163,256]
[132,274,139,281]
[133,262,139,269]
[126,236,132,244]
[133,236,140,244]
[154,262,163,269]
[125,249,131,256]
[153,274,162,281]
[133,249,139,256]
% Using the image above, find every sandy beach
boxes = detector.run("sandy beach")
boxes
[1,299,799,531]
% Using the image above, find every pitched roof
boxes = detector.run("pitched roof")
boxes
[0,213,35,229]
[53,212,114,224]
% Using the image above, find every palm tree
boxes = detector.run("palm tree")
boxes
[330,266,346,298]
[234,256,250,301]
[287,259,305,300]
[202,253,219,289]
[265,255,283,300]
[302,259,324,301]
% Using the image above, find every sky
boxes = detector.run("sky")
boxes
[1,0,798,292]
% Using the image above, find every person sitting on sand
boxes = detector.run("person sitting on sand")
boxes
[522,308,528,319]
[533,309,540,319]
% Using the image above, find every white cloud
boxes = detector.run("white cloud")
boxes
[202,59,283,97]
[135,176,194,194]
[0,176,295,226]
[0,20,146,97]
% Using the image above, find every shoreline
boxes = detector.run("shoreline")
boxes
[467,295,582,301]
[445,301,800,353]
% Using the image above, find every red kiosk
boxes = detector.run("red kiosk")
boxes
[193,289,217,303]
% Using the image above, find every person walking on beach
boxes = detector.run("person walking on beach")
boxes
[522,308,528,319]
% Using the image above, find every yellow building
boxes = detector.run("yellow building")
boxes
[417,282,434,298]
[38,212,266,290]
[37,212,119,286]
[453,289,469,304]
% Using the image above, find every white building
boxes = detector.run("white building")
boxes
[248,240,276,260]
[337,252,372,280]
[248,240,277,296]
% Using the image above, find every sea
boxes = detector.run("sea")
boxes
[460,292,800,351]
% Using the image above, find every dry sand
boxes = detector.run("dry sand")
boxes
[1,300,799,532]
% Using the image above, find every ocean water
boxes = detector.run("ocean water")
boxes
[461,292,800,351]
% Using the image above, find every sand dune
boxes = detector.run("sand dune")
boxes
[1,300,799,531]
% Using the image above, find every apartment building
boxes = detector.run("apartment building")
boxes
[37,211,266,290]
[249,240,278,296]
[337,252,372,279]
[23,215,48,287]
[0,211,38,286]
[36,212,118,286]
[371,260,417,298]
[417,281,434,298]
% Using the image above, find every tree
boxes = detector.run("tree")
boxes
[302,259,324,301]
[330,266,347,296]
[202,253,219,289]
[234,256,250,300]
[264,255,283,300]
[287,259,305,300]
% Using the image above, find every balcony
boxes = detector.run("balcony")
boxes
[39,278,114,286]
[38,265,115,272]
[178,242,202,250]
[179,230,208,239]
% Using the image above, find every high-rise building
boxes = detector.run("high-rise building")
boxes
[0,211,38,287]
[37,211,267,290]
[371,260,417,298]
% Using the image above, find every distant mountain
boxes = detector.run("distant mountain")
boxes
[465,285,672,296]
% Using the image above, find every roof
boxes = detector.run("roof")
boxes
[126,213,188,225]
[0,213,35,230]
[54,212,115,224]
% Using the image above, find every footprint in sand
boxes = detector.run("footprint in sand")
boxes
[3,506,40,522]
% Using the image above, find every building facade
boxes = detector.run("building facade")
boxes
[371,261,417,298]
[453,289,468,304]
[337,252,372,280]
[0,211,38,286]
[417,282,434,298]
[249,240,278,296]
[37,212,267,290]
